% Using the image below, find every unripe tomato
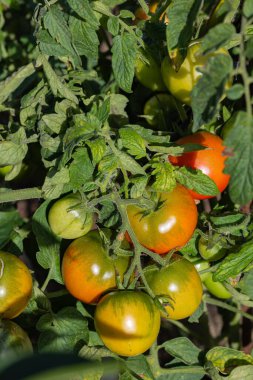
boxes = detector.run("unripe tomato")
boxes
[143,93,181,128]
[198,234,227,262]
[48,193,94,240]
[145,255,203,320]
[194,259,210,282]
[62,230,130,304]
[204,272,231,299]
[0,251,33,319]
[161,41,230,105]
[126,184,198,254]
[0,165,13,177]
[169,131,230,200]
[0,320,33,360]
[94,290,160,356]
[135,50,166,92]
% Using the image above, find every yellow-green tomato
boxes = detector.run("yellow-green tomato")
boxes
[204,272,231,299]
[0,166,13,177]
[198,234,227,262]
[194,259,210,282]
[143,93,181,128]
[0,320,33,360]
[145,254,203,320]
[135,51,166,92]
[48,194,94,239]
[161,41,230,105]
[94,290,161,357]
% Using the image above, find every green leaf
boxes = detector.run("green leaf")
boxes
[213,240,253,281]
[67,0,99,28]
[87,138,107,164]
[98,153,118,173]
[37,307,89,353]
[206,347,253,373]
[226,84,244,100]
[119,128,146,159]
[41,114,66,134]
[112,33,137,92]
[79,345,114,361]
[166,0,202,64]
[130,176,148,198]
[32,200,63,285]
[69,17,99,60]
[228,365,253,379]
[179,230,200,257]
[243,0,253,18]
[246,37,253,59]
[42,167,70,199]
[163,337,201,365]
[107,16,120,36]
[151,161,176,192]
[192,54,233,131]
[69,148,94,190]
[175,167,219,196]
[0,209,22,249]
[0,63,36,105]
[200,24,236,55]
[239,269,253,301]
[126,355,154,380]
[40,55,78,104]
[0,127,28,166]
[188,301,205,323]
[118,151,145,175]
[43,4,80,65]
[37,30,71,58]
[224,111,253,205]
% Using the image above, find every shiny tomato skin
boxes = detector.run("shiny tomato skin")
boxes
[0,251,33,319]
[48,193,94,240]
[126,184,198,254]
[0,320,33,360]
[169,132,230,200]
[94,290,161,356]
[161,41,230,105]
[194,259,210,282]
[62,231,130,304]
[145,255,203,320]
[204,272,231,299]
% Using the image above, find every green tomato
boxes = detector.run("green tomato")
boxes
[0,165,13,177]
[0,320,33,360]
[198,234,227,262]
[194,259,210,282]
[135,50,166,92]
[161,41,231,105]
[143,93,181,129]
[48,193,94,239]
[204,272,231,299]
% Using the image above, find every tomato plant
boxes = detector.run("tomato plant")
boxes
[135,1,169,24]
[126,184,198,254]
[145,254,203,320]
[48,193,94,239]
[161,41,230,105]
[198,234,227,262]
[62,230,130,304]
[94,290,160,356]
[0,251,33,319]
[194,259,210,282]
[169,131,230,199]
[204,272,231,300]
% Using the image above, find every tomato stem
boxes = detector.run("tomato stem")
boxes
[0,187,42,203]
[204,296,253,322]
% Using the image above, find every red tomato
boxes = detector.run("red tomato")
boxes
[126,184,198,254]
[0,251,33,319]
[169,131,230,200]
[62,230,130,304]
[145,254,203,320]
[94,290,161,356]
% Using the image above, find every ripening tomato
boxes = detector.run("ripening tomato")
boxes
[48,193,94,239]
[143,93,181,129]
[134,1,169,24]
[161,41,231,105]
[126,184,198,254]
[145,254,203,320]
[135,49,166,92]
[0,251,33,319]
[169,131,230,200]
[198,234,227,262]
[94,290,161,356]
[204,272,231,299]
[62,230,130,304]
[0,320,33,360]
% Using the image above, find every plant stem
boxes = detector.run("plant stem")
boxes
[46,289,69,298]
[41,267,53,292]
[0,187,42,203]
[205,296,253,322]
